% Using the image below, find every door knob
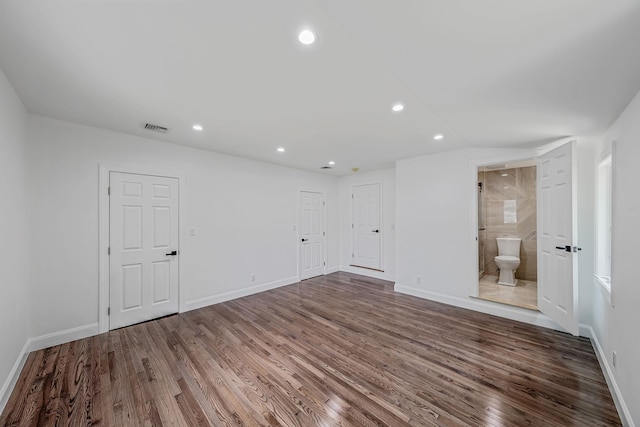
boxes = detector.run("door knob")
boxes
[372,229,379,233]
[301,238,308,242]
[165,250,178,256]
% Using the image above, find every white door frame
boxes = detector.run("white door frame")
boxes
[468,142,579,327]
[468,150,539,298]
[351,181,384,271]
[98,163,186,333]
[297,190,327,280]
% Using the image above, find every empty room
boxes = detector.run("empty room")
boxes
[1,1,639,426]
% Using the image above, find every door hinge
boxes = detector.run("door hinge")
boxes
[323,261,326,266]
[323,231,325,236]
[351,194,354,199]
[352,224,354,228]
[323,201,325,206]
[107,307,110,316]
[107,187,110,195]
[352,253,354,257]
[107,247,110,255]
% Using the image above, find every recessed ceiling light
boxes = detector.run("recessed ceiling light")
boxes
[277,147,285,152]
[392,103,404,112]
[192,124,203,131]
[298,29,316,45]
[433,134,444,140]
[328,161,335,165]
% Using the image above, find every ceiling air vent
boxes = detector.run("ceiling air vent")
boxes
[143,123,169,133]
[320,166,332,170]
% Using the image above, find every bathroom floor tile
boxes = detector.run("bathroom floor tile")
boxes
[477,274,538,310]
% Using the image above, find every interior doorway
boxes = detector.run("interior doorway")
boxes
[477,160,538,310]
[299,191,326,280]
[109,172,180,330]
[472,142,580,335]
[351,183,383,271]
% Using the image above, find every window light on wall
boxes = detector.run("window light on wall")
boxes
[595,146,613,298]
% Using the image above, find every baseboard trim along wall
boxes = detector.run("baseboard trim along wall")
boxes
[183,276,300,313]
[580,324,634,427]
[0,339,30,414]
[326,266,340,274]
[29,323,100,353]
[394,283,562,331]
[340,265,394,282]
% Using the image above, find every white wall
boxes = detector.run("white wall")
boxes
[339,168,395,281]
[0,69,30,409]
[588,90,640,426]
[396,147,529,298]
[26,115,339,339]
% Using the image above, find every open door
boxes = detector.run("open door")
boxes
[538,142,579,335]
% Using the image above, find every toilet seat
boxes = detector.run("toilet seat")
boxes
[495,255,519,262]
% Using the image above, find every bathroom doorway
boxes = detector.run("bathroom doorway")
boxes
[477,159,538,310]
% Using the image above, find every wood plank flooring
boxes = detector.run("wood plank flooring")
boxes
[1,272,620,426]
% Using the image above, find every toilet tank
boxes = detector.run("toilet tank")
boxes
[496,237,521,256]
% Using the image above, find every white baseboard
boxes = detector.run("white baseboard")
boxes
[0,339,30,414]
[183,276,299,313]
[580,324,634,427]
[326,266,340,274]
[394,283,562,331]
[29,323,100,352]
[340,265,394,282]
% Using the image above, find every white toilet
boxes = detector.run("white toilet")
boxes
[495,237,521,286]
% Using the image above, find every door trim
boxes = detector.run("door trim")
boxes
[350,181,384,272]
[468,150,539,299]
[99,163,186,333]
[468,142,579,331]
[297,190,327,281]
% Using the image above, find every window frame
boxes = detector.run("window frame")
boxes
[594,142,614,304]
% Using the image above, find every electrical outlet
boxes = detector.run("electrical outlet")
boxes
[416,276,422,285]
[612,351,617,368]
[250,274,256,282]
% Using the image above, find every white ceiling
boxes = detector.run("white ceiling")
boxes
[1,0,639,175]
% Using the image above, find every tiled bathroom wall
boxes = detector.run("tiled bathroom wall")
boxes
[478,166,537,281]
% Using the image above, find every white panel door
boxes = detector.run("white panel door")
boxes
[109,172,179,330]
[300,192,325,280]
[538,142,579,335]
[352,183,382,270]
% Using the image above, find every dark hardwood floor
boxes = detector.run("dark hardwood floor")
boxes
[1,272,620,426]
